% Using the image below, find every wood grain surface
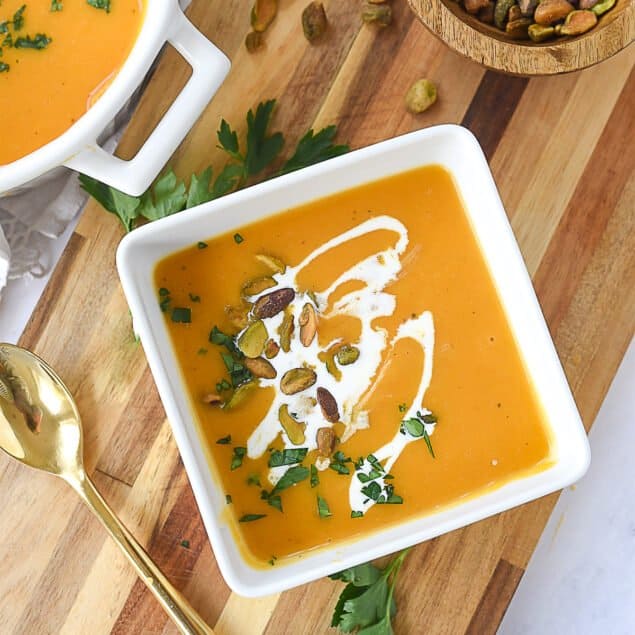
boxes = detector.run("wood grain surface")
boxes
[1,2,634,634]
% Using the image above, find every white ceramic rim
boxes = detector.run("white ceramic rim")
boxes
[0,0,230,196]
[117,124,591,597]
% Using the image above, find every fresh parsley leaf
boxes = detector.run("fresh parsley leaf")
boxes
[239,514,266,523]
[351,510,364,519]
[79,174,141,232]
[87,0,110,12]
[278,125,349,176]
[233,233,244,244]
[51,1,63,11]
[244,100,284,176]
[268,448,308,468]
[209,326,238,353]
[216,435,231,445]
[211,163,243,197]
[217,119,240,159]
[271,465,309,494]
[331,549,411,634]
[186,167,214,208]
[317,495,332,518]
[138,170,187,221]
[361,481,382,502]
[330,562,382,586]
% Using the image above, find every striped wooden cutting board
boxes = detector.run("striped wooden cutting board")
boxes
[1,1,633,633]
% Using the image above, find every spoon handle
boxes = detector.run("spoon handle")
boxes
[70,474,214,635]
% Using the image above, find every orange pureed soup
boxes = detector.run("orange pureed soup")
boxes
[155,165,553,565]
[0,1,145,165]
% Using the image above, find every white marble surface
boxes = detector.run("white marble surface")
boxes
[499,339,635,635]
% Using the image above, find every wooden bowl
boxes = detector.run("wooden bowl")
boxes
[408,0,634,75]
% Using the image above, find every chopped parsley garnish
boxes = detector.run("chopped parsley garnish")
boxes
[180,539,190,548]
[329,462,350,475]
[233,233,244,244]
[246,473,261,487]
[158,287,170,296]
[216,435,231,445]
[209,326,253,388]
[188,293,200,302]
[14,34,51,49]
[239,514,266,523]
[351,511,363,519]
[317,495,332,518]
[197,347,208,355]
[50,1,63,11]
[170,307,191,323]
[400,410,438,458]
[197,241,208,249]
[310,464,319,488]
[268,556,278,566]
[12,5,25,30]
[268,447,308,468]
[230,447,247,470]
[398,402,407,413]
[0,62,8,72]
[265,493,282,512]
[215,379,231,392]
[225,494,232,504]
[87,0,110,12]
[271,465,309,494]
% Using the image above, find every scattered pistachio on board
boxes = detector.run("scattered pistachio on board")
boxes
[405,79,438,114]
[361,3,393,27]
[461,0,614,40]
[302,2,328,42]
[245,0,278,52]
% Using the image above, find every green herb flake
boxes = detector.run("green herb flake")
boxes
[239,514,266,523]
[50,1,63,11]
[14,33,52,49]
[310,464,319,488]
[216,435,232,445]
[351,511,364,519]
[268,555,278,566]
[170,307,191,323]
[230,446,247,470]
[246,473,261,487]
[329,462,350,475]
[225,494,232,504]
[0,62,9,72]
[197,347,208,355]
[267,494,282,512]
[188,293,201,303]
[158,287,170,296]
[317,495,332,519]
[233,233,244,244]
[12,5,26,30]
[86,0,111,12]
[268,448,308,468]
[197,241,208,249]
[271,465,309,494]
[180,539,190,548]
[398,402,407,413]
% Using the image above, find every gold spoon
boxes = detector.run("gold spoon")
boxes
[0,343,214,635]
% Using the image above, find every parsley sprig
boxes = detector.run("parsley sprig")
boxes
[80,99,349,232]
[330,548,411,634]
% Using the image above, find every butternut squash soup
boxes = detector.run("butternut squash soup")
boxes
[155,165,553,565]
[0,1,145,165]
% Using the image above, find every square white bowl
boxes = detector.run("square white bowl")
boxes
[117,125,590,597]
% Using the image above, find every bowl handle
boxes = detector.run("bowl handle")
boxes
[64,10,230,197]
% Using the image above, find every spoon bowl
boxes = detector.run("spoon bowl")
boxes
[0,344,83,478]
[0,343,213,635]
